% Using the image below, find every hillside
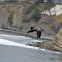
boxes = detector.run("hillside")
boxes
[0,4,24,28]
[0,1,62,36]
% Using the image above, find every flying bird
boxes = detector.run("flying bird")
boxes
[27,27,44,39]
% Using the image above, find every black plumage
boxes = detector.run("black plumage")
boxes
[27,27,44,39]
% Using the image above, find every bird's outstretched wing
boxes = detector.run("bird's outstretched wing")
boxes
[27,29,36,33]
[27,27,36,33]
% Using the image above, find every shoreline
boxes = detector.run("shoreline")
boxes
[28,41,62,53]
[0,28,62,53]
[0,28,54,41]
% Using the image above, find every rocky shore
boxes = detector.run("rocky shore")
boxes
[28,28,62,53]
[28,41,62,52]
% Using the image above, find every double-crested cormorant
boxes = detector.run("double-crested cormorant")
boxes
[27,27,44,39]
